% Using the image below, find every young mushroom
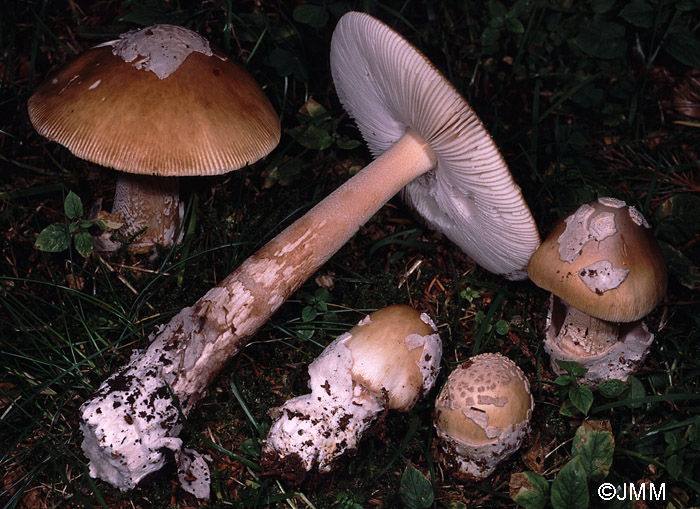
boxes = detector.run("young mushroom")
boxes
[28,24,280,253]
[78,12,537,498]
[434,353,533,480]
[527,197,667,384]
[261,305,442,482]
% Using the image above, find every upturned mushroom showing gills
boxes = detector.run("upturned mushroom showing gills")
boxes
[78,13,533,499]
[527,197,667,384]
[261,305,442,482]
[28,24,280,253]
[434,353,533,481]
[330,12,540,280]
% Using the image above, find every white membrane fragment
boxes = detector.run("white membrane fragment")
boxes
[107,24,213,79]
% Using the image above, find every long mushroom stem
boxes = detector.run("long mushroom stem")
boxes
[79,127,437,495]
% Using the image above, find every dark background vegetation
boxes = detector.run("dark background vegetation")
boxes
[1,0,699,507]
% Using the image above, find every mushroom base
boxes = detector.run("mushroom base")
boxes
[261,332,386,479]
[544,295,654,384]
[434,417,530,481]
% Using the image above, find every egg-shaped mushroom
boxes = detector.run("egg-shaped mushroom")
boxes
[434,353,533,480]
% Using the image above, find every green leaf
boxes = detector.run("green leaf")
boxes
[296,326,315,340]
[574,21,627,59]
[658,241,700,290]
[288,124,334,151]
[293,4,328,28]
[572,421,614,482]
[399,465,434,509]
[506,17,525,34]
[79,219,93,229]
[597,379,627,398]
[689,418,700,451]
[664,29,700,68]
[488,1,507,24]
[494,319,510,335]
[619,0,654,28]
[627,375,645,408]
[665,453,683,480]
[551,458,589,509]
[335,136,362,150]
[510,471,549,509]
[481,27,501,53]
[239,437,261,459]
[554,375,576,387]
[263,158,303,188]
[268,48,307,81]
[663,429,688,454]
[559,398,582,417]
[64,191,83,220]
[569,385,594,415]
[555,360,588,377]
[314,287,330,302]
[301,306,317,323]
[35,223,69,252]
[68,222,80,234]
[74,231,94,258]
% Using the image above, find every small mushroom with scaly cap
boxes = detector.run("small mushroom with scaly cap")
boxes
[261,305,442,483]
[28,24,280,253]
[527,197,667,384]
[434,353,533,480]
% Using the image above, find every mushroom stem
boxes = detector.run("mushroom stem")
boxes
[79,127,437,496]
[551,298,620,357]
[111,174,183,253]
[544,295,655,384]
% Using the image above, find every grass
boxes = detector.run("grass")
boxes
[1,0,700,507]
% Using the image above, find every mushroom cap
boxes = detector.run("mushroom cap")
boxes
[344,305,441,411]
[28,24,280,177]
[330,12,540,280]
[527,197,667,322]
[434,353,532,446]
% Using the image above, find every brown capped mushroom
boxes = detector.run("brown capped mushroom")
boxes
[28,24,280,253]
[434,353,533,480]
[261,305,442,481]
[527,197,667,383]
